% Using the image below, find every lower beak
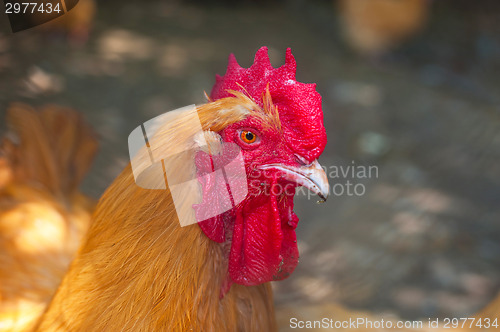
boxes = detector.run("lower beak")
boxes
[259,160,330,202]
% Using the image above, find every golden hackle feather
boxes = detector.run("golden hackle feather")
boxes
[35,94,278,331]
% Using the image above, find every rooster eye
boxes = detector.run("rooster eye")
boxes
[240,130,258,144]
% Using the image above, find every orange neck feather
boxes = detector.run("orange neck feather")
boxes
[35,97,278,331]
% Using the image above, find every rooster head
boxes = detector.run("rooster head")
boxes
[194,47,328,290]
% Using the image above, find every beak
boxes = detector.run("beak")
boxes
[259,159,330,202]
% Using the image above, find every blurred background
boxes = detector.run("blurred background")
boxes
[1,0,499,327]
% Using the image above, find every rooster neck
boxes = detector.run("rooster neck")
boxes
[36,166,277,331]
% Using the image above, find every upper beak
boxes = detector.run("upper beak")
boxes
[259,159,330,202]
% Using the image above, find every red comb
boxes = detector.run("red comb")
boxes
[210,47,327,160]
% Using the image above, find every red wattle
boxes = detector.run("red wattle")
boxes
[228,181,299,286]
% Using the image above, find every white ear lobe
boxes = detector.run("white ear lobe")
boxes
[194,130,223,155]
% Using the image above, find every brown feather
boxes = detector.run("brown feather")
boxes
[35,95,278,331]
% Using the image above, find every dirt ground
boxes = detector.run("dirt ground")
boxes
[1,0,499,326]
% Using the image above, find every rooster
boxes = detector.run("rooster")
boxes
[0,104,98,332]
[33,47,329,331]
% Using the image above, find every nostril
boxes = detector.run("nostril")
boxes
[295,154,311,166]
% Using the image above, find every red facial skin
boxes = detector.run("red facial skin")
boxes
[196,47,327,291]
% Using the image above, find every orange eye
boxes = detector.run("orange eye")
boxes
[240,130,257,144]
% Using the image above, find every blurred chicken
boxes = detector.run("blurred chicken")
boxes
[0,104,98,332]
[39,0,96,45]
[338,0,431,56]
